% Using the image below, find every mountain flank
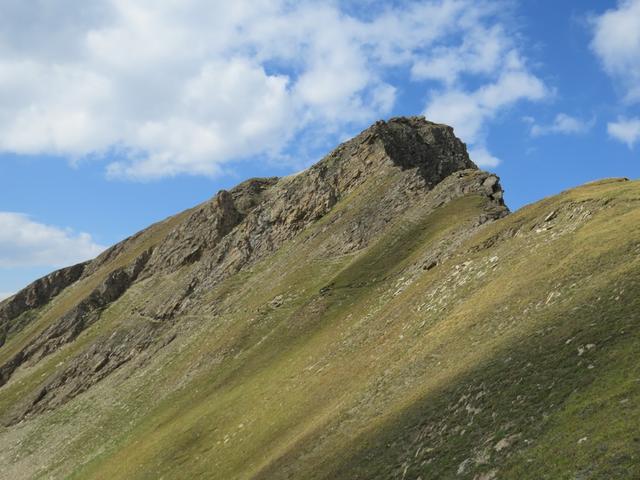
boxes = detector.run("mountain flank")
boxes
[0,117,639,479]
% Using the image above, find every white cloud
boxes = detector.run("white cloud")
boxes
[424,51,548,164]
[107,58,295,179]
[411,23,509,85]
[607,117,640,147]
[529,113,595,137]
[590,2,640,149]
[590,0,640,103]
[468,147,501,168]
[0,213,105,268]
[0,0,545,178]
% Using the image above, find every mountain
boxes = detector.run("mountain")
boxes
[0,117,639,479]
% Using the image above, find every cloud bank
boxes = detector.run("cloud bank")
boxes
[0,0,547,177]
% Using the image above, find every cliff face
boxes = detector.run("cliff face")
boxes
[0,263,87,346]
[1,118,639,480]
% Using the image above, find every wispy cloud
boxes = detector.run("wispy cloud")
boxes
[425,52,548,167]
[527,113,595,137]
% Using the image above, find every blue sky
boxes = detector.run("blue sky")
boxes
[1,0,639,298]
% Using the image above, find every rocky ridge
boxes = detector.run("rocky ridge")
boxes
[0,117,508,425]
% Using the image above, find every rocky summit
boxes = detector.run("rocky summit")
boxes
[1,117,639,479]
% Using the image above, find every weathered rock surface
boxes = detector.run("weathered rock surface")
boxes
[143,117,482,282]
[0,262,87,346]
[0,248,152,390]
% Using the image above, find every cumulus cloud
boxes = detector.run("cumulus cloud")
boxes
[0,0,546,178]
[590,0,640,103]
[411,23,509,85]
[528,113,595,137]
[607,117,640,147]
[0,212,105,268]
[425,51,548,166]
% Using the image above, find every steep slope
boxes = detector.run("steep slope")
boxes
[0,118,638,479]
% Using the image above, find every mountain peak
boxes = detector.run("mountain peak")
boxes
[312,116,477,191]
[3,112,639,479]
[1,118,502,343]
[0,116,511,474]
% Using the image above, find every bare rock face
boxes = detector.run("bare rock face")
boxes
[0,249,152,389]
[146,178,276,273]
[0,116,508,424]
[0,262,87,347]
[141,117,486,281]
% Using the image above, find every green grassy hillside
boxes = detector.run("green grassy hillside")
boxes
[0,119,638,479]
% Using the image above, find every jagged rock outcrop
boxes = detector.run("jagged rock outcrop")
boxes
[142,117,488,286]
[0,262,87,346]
[0,249,152,389]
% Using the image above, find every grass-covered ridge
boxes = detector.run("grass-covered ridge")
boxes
[83,178,639,479]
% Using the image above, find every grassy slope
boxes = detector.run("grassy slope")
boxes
[1,178,639,479]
